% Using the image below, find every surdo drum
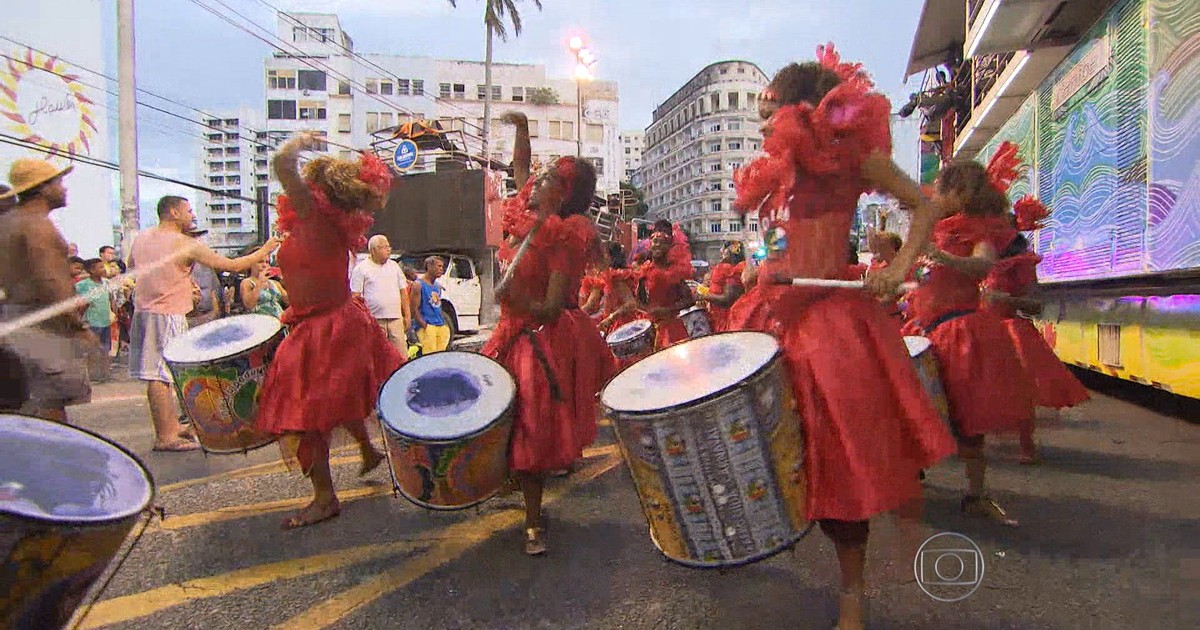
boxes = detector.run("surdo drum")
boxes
[602,332,810,568]
[162,314,282,453]
[904,336,951,426]
[605,319,654,362]
[678,306,713,339]
[377,351,516,510]
[1,415,155,629]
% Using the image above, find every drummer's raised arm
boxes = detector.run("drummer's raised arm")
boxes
[273,133,321,218]
[500,112,531,189]
[189,239,279,274]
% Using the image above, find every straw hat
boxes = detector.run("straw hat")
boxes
[1,158,73,199]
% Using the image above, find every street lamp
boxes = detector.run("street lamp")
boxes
[568,35,596,158]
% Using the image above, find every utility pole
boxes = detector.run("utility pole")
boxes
[481,23,494,166]
[117,0,140,257]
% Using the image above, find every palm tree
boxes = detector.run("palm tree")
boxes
[447,1,543,165]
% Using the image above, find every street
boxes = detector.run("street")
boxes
[62,368,1198,630]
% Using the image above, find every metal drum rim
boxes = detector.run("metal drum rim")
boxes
[163,325,286,369]
[601,331,782,417]
[376,351,517,443]
[0,414,157,525]
[649,523,816,569]
[162,313,283,365]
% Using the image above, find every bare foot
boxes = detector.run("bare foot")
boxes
[282,499,340,529]
[359,448,385,477]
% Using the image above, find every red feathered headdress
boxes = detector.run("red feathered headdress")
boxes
[986,141,1022,193]
[816,42,874,91]
[357,151,393,197]
[1013,195,1049,232]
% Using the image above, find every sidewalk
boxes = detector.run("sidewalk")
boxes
[449,326,493,353]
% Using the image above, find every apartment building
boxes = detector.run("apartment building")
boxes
[195,108,274,254]
[620,130,644,183]
[639,60,768,262]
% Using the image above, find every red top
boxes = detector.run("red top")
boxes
[907,214,1017,326]
[981,251,1041,319]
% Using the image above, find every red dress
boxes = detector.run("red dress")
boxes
[639,232,692,350]
[579,273,602,316]
[483,215,618,473]
[903,214,1035,436]
[255,194,405,439]
[706,261,745,331]
[866,259,913,323]
[729,81,956,522]
[983,252,1089,409]
[597,267,641,336]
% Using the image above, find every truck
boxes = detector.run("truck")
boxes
[904,0,1200,400]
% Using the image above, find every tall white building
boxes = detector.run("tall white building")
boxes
[195,108,273,254]
[639,60,768,262]
[620,130,644,182]
[262,13,622,206]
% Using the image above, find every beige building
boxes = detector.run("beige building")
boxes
[620,130,644,183]
[639,60,769,262]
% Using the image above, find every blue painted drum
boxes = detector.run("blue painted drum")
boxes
[601,332,812,568]
[377,351,516,510]
[606,319,654,362]
[904,336,951,427]
[0,414,155,629]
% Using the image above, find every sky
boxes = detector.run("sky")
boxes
[122,0,928,223]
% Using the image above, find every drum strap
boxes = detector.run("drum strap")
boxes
[920,309,976,335]
[521,328,564,402]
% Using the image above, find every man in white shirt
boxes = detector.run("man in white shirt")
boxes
[351,234,410,349]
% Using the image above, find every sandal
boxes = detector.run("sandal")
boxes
[152,438,200,453]
[524,527,546,556]
[282,500,341,530]
[962,495,1018,527]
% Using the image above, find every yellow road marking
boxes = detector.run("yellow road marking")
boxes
[599,417,612,427]
[270,454,623,630]
[74,540,432,630]
[156,444,620,532]
[158,443,366,494]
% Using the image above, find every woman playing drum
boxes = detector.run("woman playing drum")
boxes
[981,195,1089,464]
[484,112,617,556]
[255,132,405,529]
[595,241,641,337]
[636,223,693,350]
[697,241,746,332]
[729,46,957,630]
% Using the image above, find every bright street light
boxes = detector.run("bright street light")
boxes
[575,64,593,80]
[568,35,584,51]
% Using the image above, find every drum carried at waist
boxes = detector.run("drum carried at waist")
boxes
[605,319,654,363]
[904,336,951,427]
[162,314,283,454]
[678,306,713,340]
[601,332,810,568]
[1,414,155,630]
[377,351,516,510]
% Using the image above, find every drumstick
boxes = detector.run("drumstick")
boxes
[790,278,919,292]
[494,216,545,296]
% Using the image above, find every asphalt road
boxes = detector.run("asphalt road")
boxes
[46,361,1200,630]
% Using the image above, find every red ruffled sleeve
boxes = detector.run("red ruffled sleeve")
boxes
[933,214,1018,257]
[276,183,375,251]
[984,251,1042,295]
[549,215,600,277]
[602,268,638,292]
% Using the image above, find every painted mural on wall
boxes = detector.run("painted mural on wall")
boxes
[1034,0,1148,282]
[1147,0,1200,273]
[978,95,1038,204]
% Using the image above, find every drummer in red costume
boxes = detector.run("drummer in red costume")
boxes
[982,193,1089,464]
[593,241,641,336]
[257,133,405,529]
[729,46,957,630]
[636,222,693,350]
[483,113,617,556]
[902,142,1037,527]
[866,231,913,322]
[697,240,746,331]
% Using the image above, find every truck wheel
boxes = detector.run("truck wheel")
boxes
[441,303,459,338]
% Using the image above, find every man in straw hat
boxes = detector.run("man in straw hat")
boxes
[0,158,95,422]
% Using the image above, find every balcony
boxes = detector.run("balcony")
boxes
[965,0,1119,59]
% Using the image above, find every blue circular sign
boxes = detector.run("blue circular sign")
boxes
[393,139,419,171]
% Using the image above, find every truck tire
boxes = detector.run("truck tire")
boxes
[441,303,459,338]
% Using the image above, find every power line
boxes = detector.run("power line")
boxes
[0,133,271,206]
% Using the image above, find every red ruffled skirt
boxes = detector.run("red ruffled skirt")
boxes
[903,311,1036,436]
[653,316,690,350]
[483,309,617,473]
[730,286,957,522]
[1003,316,1089,409]
[256,297,404,436]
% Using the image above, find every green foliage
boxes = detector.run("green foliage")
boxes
[526,87,560,105]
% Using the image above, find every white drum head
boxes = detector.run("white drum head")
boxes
[904,336,931,357]
[163,314,282,364]
[0,415,153,522]
[679,306,704,316]
[607,319,652,344]
[602,332,779,413]
[379,352,515,440]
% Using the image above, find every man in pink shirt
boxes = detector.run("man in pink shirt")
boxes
[129,195,279,452]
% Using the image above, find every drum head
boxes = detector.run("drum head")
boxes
[0,415,153,523]
[163,314,281,365]
[607,319,652,344]
[903,336,931,357]
[379,352,515,440]
[602,332,779,413]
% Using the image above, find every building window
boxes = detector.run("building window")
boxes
[710,201,722,213]
[512,87,524,102]
[528,120,539,137]
[476,84,487,100]
[298,103,326,120]
[396,79,410,95]
[549,120,575,140]
[709,222,722,233]
[729,221,742,231]
[708,123,722,133]
[708,142,721,153]
[748,93,758,108]
[453,84,466,99]
[337,81,351,95]
[625,147,631,155]
[709,163,722,172]
[380,81,393,95]
[728,141,742,150]
[298,70,326,91]
[586,124,603,143]
[267,100,297,120]
[338,114,351,133]
[366,112,379,133]
[267,70,296,90]
[710,93,720,111]
[366,79,378,94]
[749,222,759,232]
[728,120,742,131]
[709,182,721,192]
[412,80,424,96]
[439,83,452,98]
[728,92,739,109]
[586,157,604,176]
